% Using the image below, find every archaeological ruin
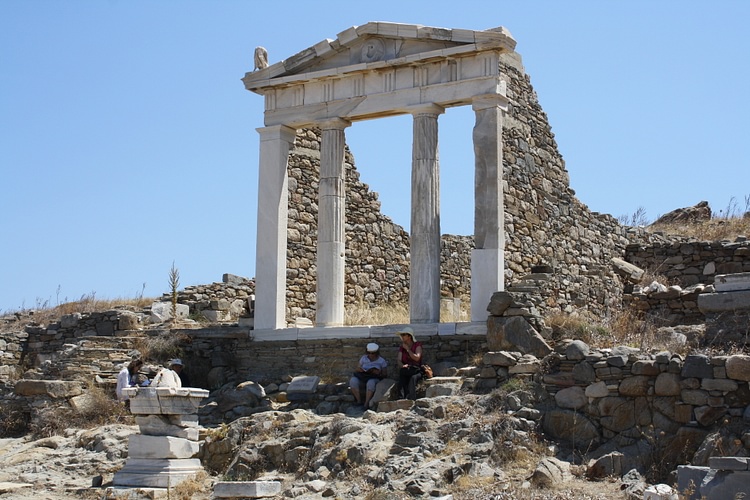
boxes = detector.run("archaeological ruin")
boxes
[1,22,749,498]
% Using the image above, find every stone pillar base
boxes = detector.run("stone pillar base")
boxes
[113,458,203,488]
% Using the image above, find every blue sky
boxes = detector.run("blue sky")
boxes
[1,1,748,312]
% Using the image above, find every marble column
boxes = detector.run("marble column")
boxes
[316,118,350,327]
[254,125,297,330]
[410,104,444,324]
[471,94,508,321]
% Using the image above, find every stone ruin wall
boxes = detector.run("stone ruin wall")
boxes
[282,51,660,324]
[624,239,750,327]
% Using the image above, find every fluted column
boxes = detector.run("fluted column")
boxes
[254,125,296,330]
[471,94,508,321]
[410,104,444,324]
[316,118,351,327]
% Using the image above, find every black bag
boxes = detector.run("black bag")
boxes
[420,364,433,379]
[354,371,378,381]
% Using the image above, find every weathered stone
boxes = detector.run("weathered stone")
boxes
[618,376,651,397]
[714,273,750,292]
[542,409,599,448]
[127,435,200,459]
[653,201,711,225]
[682,355,713,379]
[565,340,589,361]
[698,290,750,313]
[287,375,320,394]
[572,361,596,383]
[694,405,726,426]
[611,258,645,283]
[118,311,140,331]
[682,389,709,406]
[631,360,660,376]
[677,465,710,500]
[134,415,200,440]
[487,291,514,316]
[554,386,587,410]
[701,378,738,392]
[213,480,282,498]
[587,451,624,479]
[113,458,203,489]
[482,351,520,367]
[486,316,552,358]
[599,397,635,432]
[654,373,682,396]
[725,355,750,382]
[150,302,189,323]
[14,379,83,398]
[530,457,572,487]
[585,381,609,398]
[642,484,678,500]
[708,456,750,471]
[700,470,750,499]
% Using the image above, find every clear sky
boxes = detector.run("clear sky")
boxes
[1,1,748,313]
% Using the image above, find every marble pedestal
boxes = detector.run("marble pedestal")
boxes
[114,387,209,489]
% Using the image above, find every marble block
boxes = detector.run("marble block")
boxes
[127,434,200,459]
[714,273,750,292]
[287,375,320,394]
[135,415,200,440]
[113,458,203,488]
[124,387,209,415]
[213,480,281,498]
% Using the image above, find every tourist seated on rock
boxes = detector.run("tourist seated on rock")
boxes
[168,358,190,387]
[116,358,144,402]
[396,327,423,400]
[151,359,183,388]
[349,342,388,408]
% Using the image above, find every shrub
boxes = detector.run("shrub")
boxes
[136,331,191,363]
[0,404,29,438]
[29,384,133,438]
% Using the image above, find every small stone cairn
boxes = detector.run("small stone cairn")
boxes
[113,386,209,489]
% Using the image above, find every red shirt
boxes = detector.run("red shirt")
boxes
[399,341,422,367]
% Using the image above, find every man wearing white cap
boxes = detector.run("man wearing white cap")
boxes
[151,359,183,388]
[349,342,388,409]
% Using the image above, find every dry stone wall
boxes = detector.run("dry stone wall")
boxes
[625,238,750,288]
[476,342,750,474]
[176,327,487,390]
[622,239,750,326]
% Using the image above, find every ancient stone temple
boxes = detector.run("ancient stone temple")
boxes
[243,23,516,329]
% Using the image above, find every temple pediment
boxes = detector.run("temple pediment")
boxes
[243,22,516,92]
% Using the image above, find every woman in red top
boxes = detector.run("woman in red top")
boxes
[396,327,423,400]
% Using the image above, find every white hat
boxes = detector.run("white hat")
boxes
[366,343,379,353]
[169,358,183,367]
[397,326,416,341]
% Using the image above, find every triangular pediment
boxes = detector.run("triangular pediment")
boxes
[243,22,515,92]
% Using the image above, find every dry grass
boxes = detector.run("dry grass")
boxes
[30,383,134,438]
[1,290,156,332]
[169,470,212,499]
[545,308,677,352]
[648,195,750,241]
[344,298,469,325]
[345,302,409,326]
[133,331,191,363]
[651,216,750,241]
[0,404,29,438]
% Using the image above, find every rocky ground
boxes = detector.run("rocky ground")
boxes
[0,391,637,500]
